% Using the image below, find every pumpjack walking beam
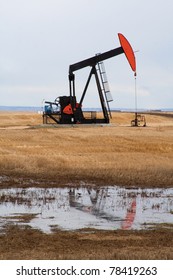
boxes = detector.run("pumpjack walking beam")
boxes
[69,46,124,74]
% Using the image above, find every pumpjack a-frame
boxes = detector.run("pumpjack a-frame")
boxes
[43,33,136,124]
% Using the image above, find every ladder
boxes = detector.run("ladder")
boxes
[96,58,113,118]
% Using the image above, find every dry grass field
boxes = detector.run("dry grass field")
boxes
[0,111,173,188]
[0,225,173,260]
[0,111,173,260]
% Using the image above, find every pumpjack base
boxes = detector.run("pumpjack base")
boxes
[43,95,109,125]
[43,111,109,125]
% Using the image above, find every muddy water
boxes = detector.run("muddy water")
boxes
[0,186,173,233]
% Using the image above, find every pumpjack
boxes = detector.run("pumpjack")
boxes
[43,33,136,124]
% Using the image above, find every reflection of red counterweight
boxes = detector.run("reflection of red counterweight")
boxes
[121,199,136,230]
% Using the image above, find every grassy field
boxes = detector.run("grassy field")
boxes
[0,111,173,188]
[0,111,173,260]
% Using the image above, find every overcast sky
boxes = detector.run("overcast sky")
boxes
[0,0,173,109]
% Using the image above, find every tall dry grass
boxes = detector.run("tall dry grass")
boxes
[0,111,173,187]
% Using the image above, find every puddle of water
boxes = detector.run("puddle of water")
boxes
[0,186,173,233]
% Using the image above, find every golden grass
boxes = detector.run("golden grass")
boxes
[0,111,41,127]
[0,111,173,187]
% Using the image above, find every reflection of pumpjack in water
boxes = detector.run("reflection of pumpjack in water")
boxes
[121,199,136,229]
[68,188,136,229]
[69,188,117,222]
